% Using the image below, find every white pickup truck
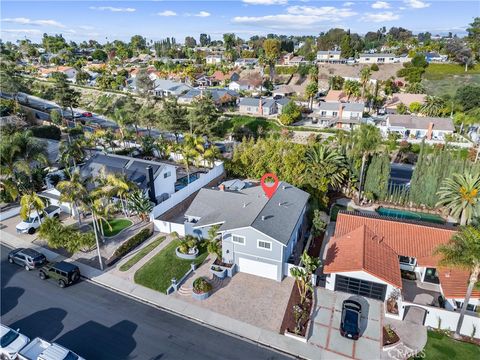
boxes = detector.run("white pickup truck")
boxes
[16,205,61,235]
[17,337,84,360]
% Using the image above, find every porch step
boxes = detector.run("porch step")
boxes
[177,286,192,296]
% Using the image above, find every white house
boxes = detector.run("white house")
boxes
[358,53,399,64]
[206,54,223,65]
[39,66,78,81]
[386,114,455,140]
[234,58,259,67]
[323,212,480,338]
[316,50,344,63]
[316,101,365,129]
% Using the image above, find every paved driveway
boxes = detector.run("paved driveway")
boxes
[309,288,383,360]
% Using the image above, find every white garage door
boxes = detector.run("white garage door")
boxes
[238,257,278,281]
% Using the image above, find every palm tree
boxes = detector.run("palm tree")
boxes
[360,67,371,100]
[434,226,480,337]
[112,108,132,148]
[305,81,318,110]
[304,143,348,192]
[203,145,221,168]
[101,171,132,217]
[57,169,87,225]
[405,82,425,94]
[20,192,45,222]
[343,80,360,101]
[59,138,85,168]
[127,190,153,222]
[420,95,446,117]
[436,171,480,225]
[352,124,382,201]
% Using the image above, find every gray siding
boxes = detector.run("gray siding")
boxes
[283,205,307,263]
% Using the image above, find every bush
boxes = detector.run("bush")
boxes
[192,277,212,294]
[370,64,379,71]
[67,126,84,137]
[30,125,61,140]
[112,227,152,261]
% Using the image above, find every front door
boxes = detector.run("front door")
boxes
[222,239,234,264]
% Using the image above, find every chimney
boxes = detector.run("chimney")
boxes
[258,98,263,116]
[426,122,434,140]
[219,184,225,191]
[337,104,344,129]
[146,165,157,204]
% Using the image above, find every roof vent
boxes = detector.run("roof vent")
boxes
[243,202,247,208]
[282,185,286,190]
[261,215,266,221]
[278,202,282,206]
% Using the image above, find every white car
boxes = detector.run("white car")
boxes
[0,324,30,360]
[16,205,61,235]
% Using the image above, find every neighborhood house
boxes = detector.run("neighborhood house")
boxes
[315,101,365,129]
[385,114,455,140]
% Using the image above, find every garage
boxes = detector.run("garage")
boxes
[238,257,278,281]
[334,275,387,301]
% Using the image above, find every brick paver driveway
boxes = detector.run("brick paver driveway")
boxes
[174,265,294,333]
[309,288,383,360]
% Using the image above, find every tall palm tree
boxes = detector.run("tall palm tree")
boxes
[203,145,221,168]
[352,124,382,201]
[360,67,371,100]
[20,192,45,222]
[112,108,132,148]
[101,172,132,217]
[305,81,318,110]
[304,144,348,193]
[57,169,88,225]
[343,80,360,101]
[436,171,480,225]
[434,226,480,337]
[420,95,446,117]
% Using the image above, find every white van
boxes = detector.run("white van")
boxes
[18,337,84,360]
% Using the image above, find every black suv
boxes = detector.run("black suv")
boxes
[8,248,47,270]
[38,261,81,288]
[340,300,362,340]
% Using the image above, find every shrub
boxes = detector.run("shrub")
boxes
[67,126,84,137]
[192,277,212,294]
[112,227,152,260]
[370,63,379,71]
[30,125,61,140]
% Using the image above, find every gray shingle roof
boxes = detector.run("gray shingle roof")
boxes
[359,53,397,58]
[185,182,309,245]
[239,97,277,108]
[388,115,455,131]
[319,101,365,112]
[180,88,238,101]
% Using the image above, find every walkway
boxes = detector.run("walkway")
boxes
[382,317,427,360]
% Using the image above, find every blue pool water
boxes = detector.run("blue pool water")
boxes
[175,172,201,191]
[376,207,445,224]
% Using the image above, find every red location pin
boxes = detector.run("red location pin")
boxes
[261,173,279,199]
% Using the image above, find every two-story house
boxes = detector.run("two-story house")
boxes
[184,182,310,281]
[316,101,365,129]
[206,54,223,65]
[316,50,344,63]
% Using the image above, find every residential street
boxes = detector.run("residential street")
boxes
[0,245,291,360]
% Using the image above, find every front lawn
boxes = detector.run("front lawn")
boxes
[119,236,166,272]
[100,218,133,237]
[424,63,480,79]
[216,115,281,137]
[134,239,209,293]
[413,331,480,360]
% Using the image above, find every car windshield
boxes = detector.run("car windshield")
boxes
[343,310,359,332]
[1,329,19,347]
[64,351,79,360]
[24,216,37,223]
[33,255,45,262]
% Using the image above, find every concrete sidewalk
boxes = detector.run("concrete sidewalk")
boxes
[1,229,345,360]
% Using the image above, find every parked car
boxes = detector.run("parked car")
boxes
[0,324,30,360]
[340,300,362,340]
[8,248,47,271]
[16,205,61,235]
[38,261,81,288]
[17,337,84,360]
[81,112,93,117]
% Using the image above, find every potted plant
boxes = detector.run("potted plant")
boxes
[386,289,400,315]
[175,235,199,259]
[192,277,212,300]
[210,265,226,279]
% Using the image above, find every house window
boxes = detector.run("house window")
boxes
[320,111,327,116]
[163,171,171,178]
[399,256,416,266]
[232,235,245,245]
[332,111,338,117]
[455,301,477,312]
[257,240,272,250]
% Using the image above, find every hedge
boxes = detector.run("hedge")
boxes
[31,125,61,140]
[107,227,153,266]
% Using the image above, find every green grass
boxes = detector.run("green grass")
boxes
[100,218,133,237]
[134,239,209,293]
[412,331,480,360]
[119,236,166,272]
[422,74,480,97]
[424,63,480,79]
[216,115,281,137]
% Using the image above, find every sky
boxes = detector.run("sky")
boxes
[1,0,478,43]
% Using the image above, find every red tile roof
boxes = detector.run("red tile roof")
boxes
[326,212,479,299]
[324,224,402,288]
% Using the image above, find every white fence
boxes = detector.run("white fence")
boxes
[153,220,185,236]
[150,162,224,226]
[402,301,480,339]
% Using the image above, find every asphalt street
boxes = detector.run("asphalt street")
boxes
[1,245,292,360]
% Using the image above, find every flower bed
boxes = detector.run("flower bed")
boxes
[175,246,199,259]
[192,277,212,300]
[210,265,227,279]
[382,325,400,347]
[280,286,314,339]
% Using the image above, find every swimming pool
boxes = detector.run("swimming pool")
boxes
[175,172,201,191]
[376,207,445,224]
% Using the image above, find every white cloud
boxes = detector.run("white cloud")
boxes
[78,25,94,30]
[372,1,391,9]
[89,6,136,13]
[404,0,430,9]
[343,2,355,6]
[361,11,400,22]
[1,28,42,35]
[242,0,288,4]
[233,6,356,30]
[194,11,211,17]
[1,17,65,28]
[157,10,177,16]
